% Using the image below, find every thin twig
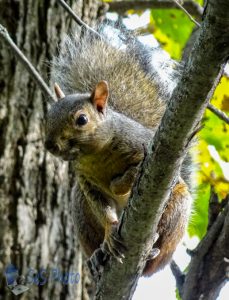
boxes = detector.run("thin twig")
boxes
[172,0,200,27]
[56,0,101,38]
[170,260,185,297]
[207,103,229,125]
[208,186,221,230]
[0,24,55,103]
[182,201,229,299]
[108,1,203,21]
[196,204,228,256]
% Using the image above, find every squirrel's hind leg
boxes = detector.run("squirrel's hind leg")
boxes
[143,179,191,276]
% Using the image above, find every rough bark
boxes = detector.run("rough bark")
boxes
[0,0,102,299]
[94,0,229,299]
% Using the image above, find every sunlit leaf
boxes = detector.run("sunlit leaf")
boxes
[150,9,194,59]
[188,183,210,239]
[194,0,204,4]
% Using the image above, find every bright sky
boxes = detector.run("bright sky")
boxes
[133,236,229,300]
[107,10,229,300]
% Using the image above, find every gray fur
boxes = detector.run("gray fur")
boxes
[51,25,166,129]
[51,24,193,186]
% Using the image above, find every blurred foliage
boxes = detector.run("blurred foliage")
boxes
[188,77,229,239]
[150,9,194,59]
[149,0,204,59]
[175,288,182,300]
[195,0,204,4]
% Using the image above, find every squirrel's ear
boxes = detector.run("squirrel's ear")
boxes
[91,81,109,113]
[54,83,65,101]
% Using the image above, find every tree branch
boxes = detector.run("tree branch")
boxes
[208,186,222,229]
[207,103,229,125]
[0,24,55,103]
[182,197,229,300]
[94,0,229,298]
[170,260,185,297]
[171,191,229,300]
[108,0,203,21]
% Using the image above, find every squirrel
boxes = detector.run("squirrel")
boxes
[45,24,192,276]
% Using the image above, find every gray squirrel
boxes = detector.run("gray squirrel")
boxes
[45,23,192,276]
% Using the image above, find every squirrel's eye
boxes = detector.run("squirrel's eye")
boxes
[76,114,88,126]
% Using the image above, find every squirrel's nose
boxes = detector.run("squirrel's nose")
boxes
[45,139,60,153]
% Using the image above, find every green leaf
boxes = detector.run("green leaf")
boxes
[176,288,182,300]
[150,9,194,59]
[204,76,229,162]
[193,76,229,201]
[188,183,210,239]
[194,0,204,5]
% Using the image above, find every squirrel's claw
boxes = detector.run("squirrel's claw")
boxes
[87,248,108,280]
[102,239,125,261]
[147,248,160,260]
[87,224,127,279]
[102,226,127,262]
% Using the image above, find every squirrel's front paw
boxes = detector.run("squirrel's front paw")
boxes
[102,224,127,263]
[145,233,160,261]
[110,166,139,196]
[147,248,160,260]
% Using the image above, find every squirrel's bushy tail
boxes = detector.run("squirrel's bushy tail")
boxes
[51,24,180,129]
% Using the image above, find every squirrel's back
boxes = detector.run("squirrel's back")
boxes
[51,25,168,129]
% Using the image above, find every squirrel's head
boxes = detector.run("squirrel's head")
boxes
[45,81,110,161]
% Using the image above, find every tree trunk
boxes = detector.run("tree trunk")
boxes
[0,1,103,299]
